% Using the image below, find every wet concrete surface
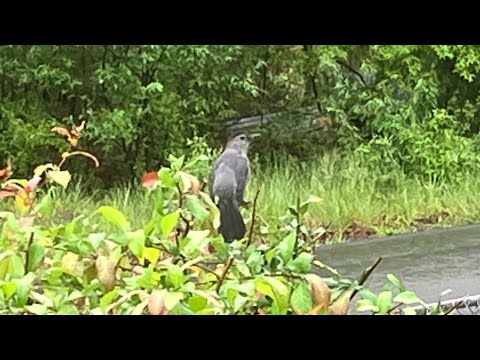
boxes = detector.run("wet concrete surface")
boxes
[313,224,480,311]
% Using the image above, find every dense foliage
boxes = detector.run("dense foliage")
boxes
[3,45,480,186]
[0,126,454,315]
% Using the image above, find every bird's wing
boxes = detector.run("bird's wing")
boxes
[233,155,250,203]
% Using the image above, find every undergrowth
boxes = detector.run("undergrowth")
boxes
[0,121,457,315]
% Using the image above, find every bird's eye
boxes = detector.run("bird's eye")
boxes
[239,135,246,141]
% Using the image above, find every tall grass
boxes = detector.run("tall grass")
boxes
[250,151,480,240]
[3,151,480,242]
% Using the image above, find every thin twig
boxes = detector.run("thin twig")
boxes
[24,232,35,271]
[239,272,304,282]
[302,45,322,114]
[336,60,367,86]
[215,256,234,293]
[350,257,383,301]
[246,188,261,247]
[194,263,221,280]
[175,183,190,240]
[294,193,301,257]
[387,302,404,315]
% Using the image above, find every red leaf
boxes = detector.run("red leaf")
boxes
[0,160,13,183]
[4,183,22,194]
[142,171,160,189]
[0,190,15,198]
[63,151,100,167]
[71,120,86,137]
[25,176,42,193]
[19,216,35,228]
[52,127,72,138]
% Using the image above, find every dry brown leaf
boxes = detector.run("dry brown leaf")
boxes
[306,274,331,311]
[95,255,116,291]
[148,289,168,315]
[178,171,201,195]
[329,289,354,315]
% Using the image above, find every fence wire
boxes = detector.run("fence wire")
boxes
[412,294,480,315]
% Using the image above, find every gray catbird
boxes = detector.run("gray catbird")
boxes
[209,133,251,243]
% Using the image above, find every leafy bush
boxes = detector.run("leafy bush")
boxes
[0,124,453,315]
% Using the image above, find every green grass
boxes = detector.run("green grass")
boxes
[3,151,480,243]
[252,152,480,239]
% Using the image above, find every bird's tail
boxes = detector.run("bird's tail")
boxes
[217,197,246,243]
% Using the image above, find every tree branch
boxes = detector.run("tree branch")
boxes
[303,45,322,114]
[336,59,367,87]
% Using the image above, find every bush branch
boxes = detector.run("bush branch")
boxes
[350,257,383,301]
[246,188,261,247]
[215,256,234,293]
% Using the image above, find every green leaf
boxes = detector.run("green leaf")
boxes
[185,195,209,222]
[35,189,54,218]
[255,276,290,315]
[199,192,220,229]
[144,247,160,266]
[146,81,164,93]
[127,230,146,262]
[168,302,195,315]
[376,290,393,314]
[169,154,185,171]
[136,267,161,289]
[246,251,263,274]
[189,295,208,312]
[8,253,25,278]
[158,168,175,188]
[181,230,210,257]
[110,246,123,265]
[57,303,80,315]
[235,261,251,277]
[393,291,423,305]
[88,232,107,250]
[12,273,34,307]
[166,265,188,288]
[277,232,296,263]
[386,273,406,292]
[160,210,180,236]
[61,252,84,277]
[2,282,16,299]
[47,170,71,188]
[359,288,378,304]
[355,299,380,313]
[286,252,313,273]
[25,304,48,315]
[165,292,184,310]
[96,206,130,232]
[291,282,313,314]
[0,256,11,280]
[100,289,119,314]
[299,195,323,215]
[233,295,249,313]
[67,290,84,301]
[27,243,44,272]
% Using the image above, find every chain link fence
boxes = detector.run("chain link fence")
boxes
[412,294,480,315]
